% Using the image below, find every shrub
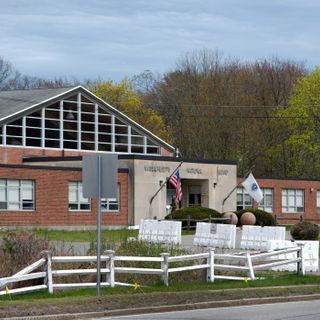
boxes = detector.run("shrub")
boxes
[165,206,222,227]
[236,208,276,226]
[290,222,320,240]
[0,230,50,277]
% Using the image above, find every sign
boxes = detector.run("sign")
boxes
[210,224,217,234]
[82,154,118,200]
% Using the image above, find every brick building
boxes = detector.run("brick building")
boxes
[0,86,318,228]
[0,86,237,229]
[237,177,320,223]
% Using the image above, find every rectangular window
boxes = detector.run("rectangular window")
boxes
[316,190,320,214]
[0,179,35,210]
[258,188,274,213]
[101,185,120,212]
[68,182,91,211]
[237,187,253,210]
[282,189,304,213]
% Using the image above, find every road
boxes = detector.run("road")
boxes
[93,300,320,320]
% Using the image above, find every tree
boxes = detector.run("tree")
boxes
[86,79,172,143]
[274,68,320,178]
[141,50,305,176]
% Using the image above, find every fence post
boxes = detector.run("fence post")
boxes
[161,252,169,286]
[42,250,53,294]
[246,252,255,280]
[274,215,277,226]
[207,249,215,283]
[209,215,212,223]
[105,250,115,287]
[297,244,305,276]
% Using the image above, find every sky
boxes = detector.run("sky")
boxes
[0,0,320,81]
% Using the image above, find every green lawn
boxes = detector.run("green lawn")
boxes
[1,273,320,302]
[31,228,139,243]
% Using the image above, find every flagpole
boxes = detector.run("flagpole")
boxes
[149,161,183,205]
[221,165,255,209]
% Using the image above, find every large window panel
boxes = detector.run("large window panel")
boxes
[68,182,91,211]
[101,185,120,212]
[0,94,162,155]
[0,179,35,211]
[237,187,253,210]
[258,188,273,213]
[282,189,304,213]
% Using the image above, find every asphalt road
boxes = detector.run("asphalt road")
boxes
[94,300,320,320]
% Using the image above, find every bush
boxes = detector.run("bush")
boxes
[166,206,222,225]
[236,208,276,226]
[290,222,320,240]
[0,230,50,277]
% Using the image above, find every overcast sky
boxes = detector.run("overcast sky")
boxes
[1,0,319,81]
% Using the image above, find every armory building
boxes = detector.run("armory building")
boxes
[0,86,319,229]
[0,86,237,228]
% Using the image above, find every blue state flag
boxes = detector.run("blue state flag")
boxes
[241,173,263,203]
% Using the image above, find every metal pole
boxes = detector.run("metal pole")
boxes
[221,165,255,209]
[149,161,183,205]
[96,155,102,296]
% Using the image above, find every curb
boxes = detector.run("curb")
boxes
[5,293,320,320]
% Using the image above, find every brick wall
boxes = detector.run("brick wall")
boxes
[0,166,128,227]
[238,177,320,223]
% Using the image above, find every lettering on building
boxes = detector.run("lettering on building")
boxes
[144,166,170,173]
[186,168,202,174]
[218,169,228,176]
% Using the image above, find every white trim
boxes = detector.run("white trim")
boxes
[128,125,131,153]
[22,116,26,147]
[2,125,6,146]
[77,93,81,151]
[111,115,115,153]
[59,100,64,149]
[94,103,98,151]
[41,108,45,148]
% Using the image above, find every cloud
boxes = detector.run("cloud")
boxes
[0,0,319,80]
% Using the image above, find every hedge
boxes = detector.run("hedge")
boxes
[166,206,222,226]
[236,208,276,226]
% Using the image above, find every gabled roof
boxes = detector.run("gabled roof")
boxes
[0,87,72,121]
[0,86,175,152]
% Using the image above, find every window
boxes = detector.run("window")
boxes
[258,188,273,213]
[282,189,304,213]
[68,182,90,211]
[237,187,253,210]
[188,185,201,207]
[0,94,162,155]
[101,185,120,212]
[316,190,320,213]
[0,179,35,210]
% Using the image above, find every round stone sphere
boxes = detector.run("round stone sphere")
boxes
[240,212,256,225]
[223,212,238,225]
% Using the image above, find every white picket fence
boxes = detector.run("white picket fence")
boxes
[0,245,305,296]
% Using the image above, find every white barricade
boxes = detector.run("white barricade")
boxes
[240,226,286,250]
[138,219,181,245]
[193,222,236,249]
[267,240,319,272]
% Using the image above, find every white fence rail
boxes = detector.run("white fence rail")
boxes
[0,246,305,296]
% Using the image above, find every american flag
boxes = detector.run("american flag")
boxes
[169,170,182,206]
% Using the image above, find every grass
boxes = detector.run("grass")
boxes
[1,273,320,302]
[0,228,139,243]
[0,228,194,243]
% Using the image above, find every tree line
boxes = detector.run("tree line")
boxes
[1,50,319,179]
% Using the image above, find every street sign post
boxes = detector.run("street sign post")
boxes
[82,154,118,296]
